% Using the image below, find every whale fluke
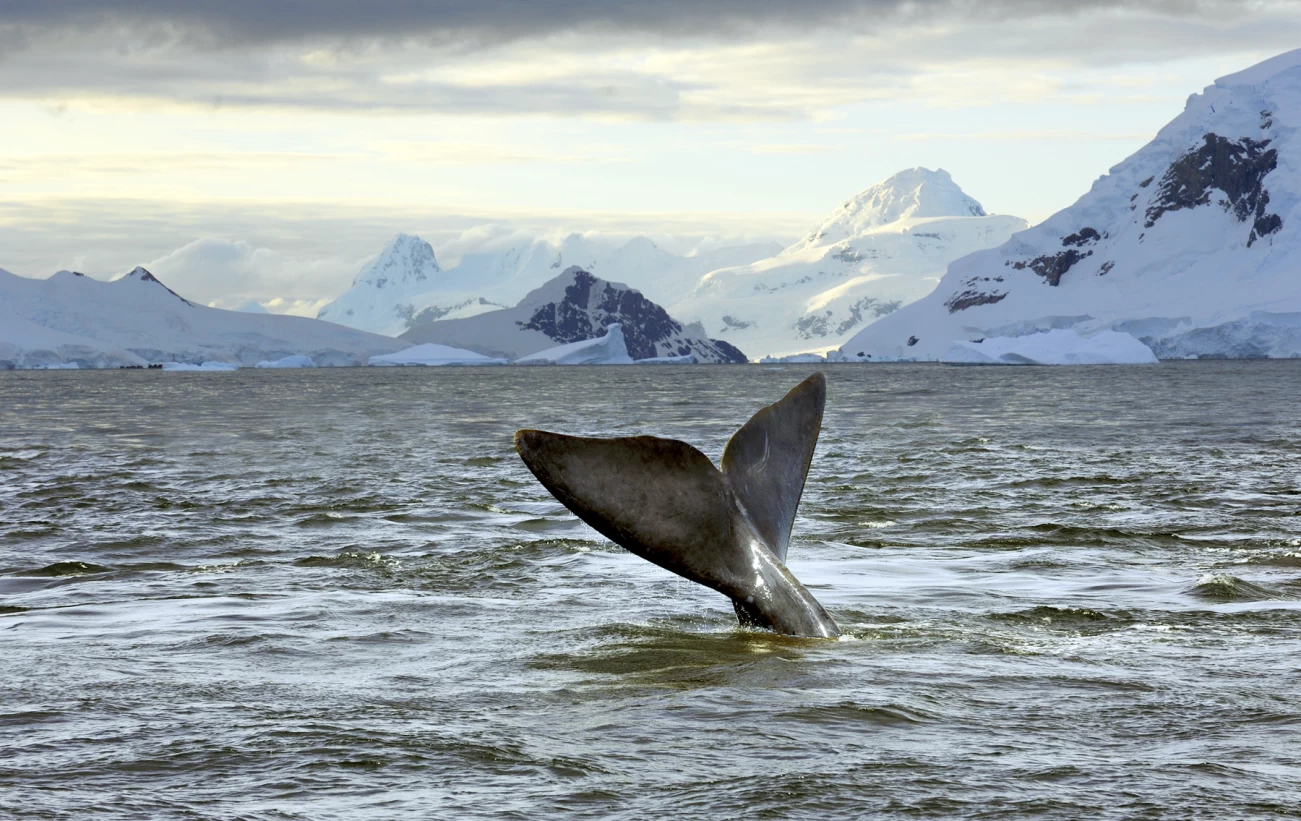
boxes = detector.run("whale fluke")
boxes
[722,372,825,563]
[514,373,838,638]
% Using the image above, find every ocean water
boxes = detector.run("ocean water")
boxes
[2,363,1299,820]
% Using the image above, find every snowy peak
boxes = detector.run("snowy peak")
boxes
[513,267,744,362]
[798,168,987,249]
[116,266,192,306]
[352,233,441,289]
[1216,47,1301,88]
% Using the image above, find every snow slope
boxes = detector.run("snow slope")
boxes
[400,266,748,362]
[316,232,780,337]
[668,169,1027,359]
[0,267,406,369]
[840,49,1301,362]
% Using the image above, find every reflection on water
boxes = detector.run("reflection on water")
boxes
[2,362,1300,819]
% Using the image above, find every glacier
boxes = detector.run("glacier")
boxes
[255,355,317,369]
[942,330,1159,365]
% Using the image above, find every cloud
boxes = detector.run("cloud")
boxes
[0,3,1298,120]
[744,144,848,155]
[144,237,359,309]
[372,141,628,165]
[1,2,1291,45]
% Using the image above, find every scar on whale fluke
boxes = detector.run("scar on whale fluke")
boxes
[514,373,838,638]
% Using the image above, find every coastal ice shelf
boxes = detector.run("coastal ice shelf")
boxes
[942,330,1159,365]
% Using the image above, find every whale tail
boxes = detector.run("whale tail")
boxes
[514,373,837,638]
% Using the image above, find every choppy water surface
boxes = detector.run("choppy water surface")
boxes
[3,363,1300,819]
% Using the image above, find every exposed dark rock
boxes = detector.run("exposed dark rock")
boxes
[1062,228,1101,247]
[408,297,501,329]
[131,268,192,306]
[516,268,745,363]
[906,336,919,347]
[721,315,755,331]
[709,339,749,364]
[1250,212,1283,246]
[1099,261,1115,276]
[832,247,863,263]
[946,289,1008,313]
[793,297,902,339]
[1140,176,1155,188]
[1144,133,1281,245]
[1012,249,1093,286]
[595,282,681,360]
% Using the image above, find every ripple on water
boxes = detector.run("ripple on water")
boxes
[2,364,1301,820]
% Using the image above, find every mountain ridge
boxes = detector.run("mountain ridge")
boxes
[838,48,1301,361]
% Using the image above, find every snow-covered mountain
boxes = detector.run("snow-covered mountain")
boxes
[316,232,781,337]
[0,266,406,369]
[668,168,1027,359]
[400,266,748,363]
[316,233,454,336]
[840,49,1301,362]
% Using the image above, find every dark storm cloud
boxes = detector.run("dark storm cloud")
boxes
[2,0,1299,119]
[0,0,1274,45]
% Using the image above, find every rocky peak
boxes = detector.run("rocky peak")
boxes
[118,266,192,305]
[353,233,441,289]
[515,267,747,362]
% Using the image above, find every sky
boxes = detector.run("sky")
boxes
[2,1,1300,314]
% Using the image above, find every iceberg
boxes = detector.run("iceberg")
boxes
[255,355,317,369]
[515,323,634,365]
[942,329,1159,365]
[368,343,507,367]
[759,353,827,364]
[162,361,239,372]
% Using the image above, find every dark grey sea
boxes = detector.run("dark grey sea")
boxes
[2,363,1299,819]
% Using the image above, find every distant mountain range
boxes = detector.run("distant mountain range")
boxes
[10,49,1301,366]
[840,48,1301,362]
[669,168,1027,358]
[0,266,403,369]
[316,168,1024,358]
[316,233,782,338]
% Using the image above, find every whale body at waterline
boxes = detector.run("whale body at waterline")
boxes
[514,372,839,638]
